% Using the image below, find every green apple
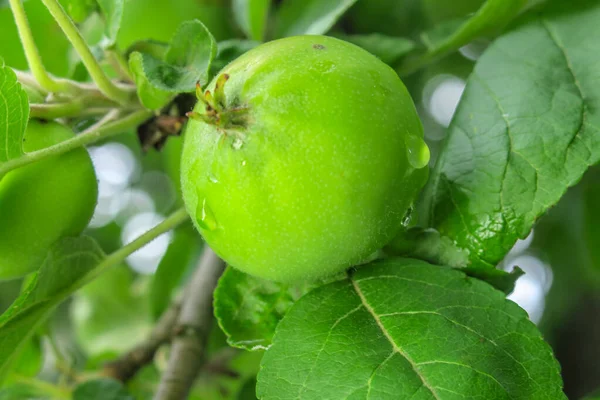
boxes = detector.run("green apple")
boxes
[0,120,98,280]
[181,35,429,282]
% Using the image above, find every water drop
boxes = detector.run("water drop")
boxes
[232,138,243,150]
[402,206,414,227]
[208,172,219,184]
[405,135,430,169]
[241,160,247,167]
[195,197,218,231]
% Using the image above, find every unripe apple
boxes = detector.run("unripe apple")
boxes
[181,36,429,282]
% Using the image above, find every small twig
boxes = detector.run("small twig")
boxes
[13,70,49,96]
[39,0,135,104]
[15,70,136,99]
[80,109,121,135]
[154,248,225,400]
[29,101,85,119]
[0,109,153,178]
[29,92,122,120]
[104,300,182,382]
[86,208,190,285]
[8,0,78,94]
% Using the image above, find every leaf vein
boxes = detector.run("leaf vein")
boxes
[350,277,440,400]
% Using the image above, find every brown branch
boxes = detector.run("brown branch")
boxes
[103,300,182,382]
[153,248,225,400]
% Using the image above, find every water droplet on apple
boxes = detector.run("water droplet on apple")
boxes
[405,135,430,169]
[232,138,243,150]
[402,206,414,226]
[208,172,219,184]
[196,197,218,231]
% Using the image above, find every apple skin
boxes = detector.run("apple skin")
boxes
[0,120,98,280]
[181,35,429,282]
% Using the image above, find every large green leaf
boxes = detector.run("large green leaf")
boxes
[257,258,565,399]
[0,236,105,382]
[274,0,359,38]
[0,65,28,164]
[421,0,600,269]
[233,0,270,41]
[211,39,259,75]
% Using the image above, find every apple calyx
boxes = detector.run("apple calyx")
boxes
[186,74,249,131]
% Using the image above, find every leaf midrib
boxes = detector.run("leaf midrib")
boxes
[350,277,441,400]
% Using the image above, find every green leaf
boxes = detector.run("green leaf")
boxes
[164,20,217,79]
[584,171,600,271]
[386,228,470,268]
[63,0,97,23]
[385,228,522,293]
[96,0,124,46]
[421,17,469,51]
[343,0,424,38]
[274,0,359,38]
[0,381,52,400]
[422,0,485,25]
[10,337,42,378]
[233,0,270,41]
[211,39,260,74]
[399,0,528,75]
[129,20,217,110]
[129,53,176,110]
[424,0,527,56]
[0,65,28,164]
[421,0,600,269]
[125,39,169,60]
[150,222,202,319]
[257,258,565,399]
[237,378,258,400]
[0,236,105,382]
[462,265,524,294]
[73,378,134,400]
[335,34,415,65]
[214,267,329,351]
